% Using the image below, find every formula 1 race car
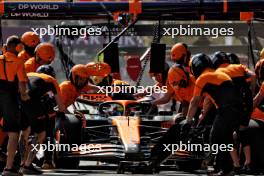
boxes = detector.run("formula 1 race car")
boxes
[47,93,264,174]
[55,93,177,173]
[54,93,222,174]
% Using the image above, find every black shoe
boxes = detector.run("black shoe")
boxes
[241,164,251,174]
[2,167,22,176]
[20,164,43,175]
[0,152,6,162]
[233,166,242,175]
[212,170,235,176]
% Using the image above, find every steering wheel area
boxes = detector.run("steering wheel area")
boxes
[99,102,124,117]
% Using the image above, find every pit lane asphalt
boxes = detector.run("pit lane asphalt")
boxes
[29,161,209,176]
[0,161,258,176]
[41,170,207,176]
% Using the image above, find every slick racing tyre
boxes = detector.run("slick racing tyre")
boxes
[248,128,264,173]
[55,114,82,169]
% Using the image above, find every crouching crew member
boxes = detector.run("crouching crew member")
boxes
[212,51,255,173]
[152,64,196,116]
[149,64,206,170]
[186,53,243,175]
[19,65,65,175]
[59,64,101,109]
[24,42,55,73]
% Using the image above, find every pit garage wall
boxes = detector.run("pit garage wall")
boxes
[1,21,263,83]
[0,0,263,84]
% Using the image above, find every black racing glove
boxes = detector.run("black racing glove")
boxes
[180,118,195,133]
[55,112,66,132]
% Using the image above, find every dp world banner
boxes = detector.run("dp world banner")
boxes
[3,0,65,2]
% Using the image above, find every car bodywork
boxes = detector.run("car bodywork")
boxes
[58,94,175,164]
